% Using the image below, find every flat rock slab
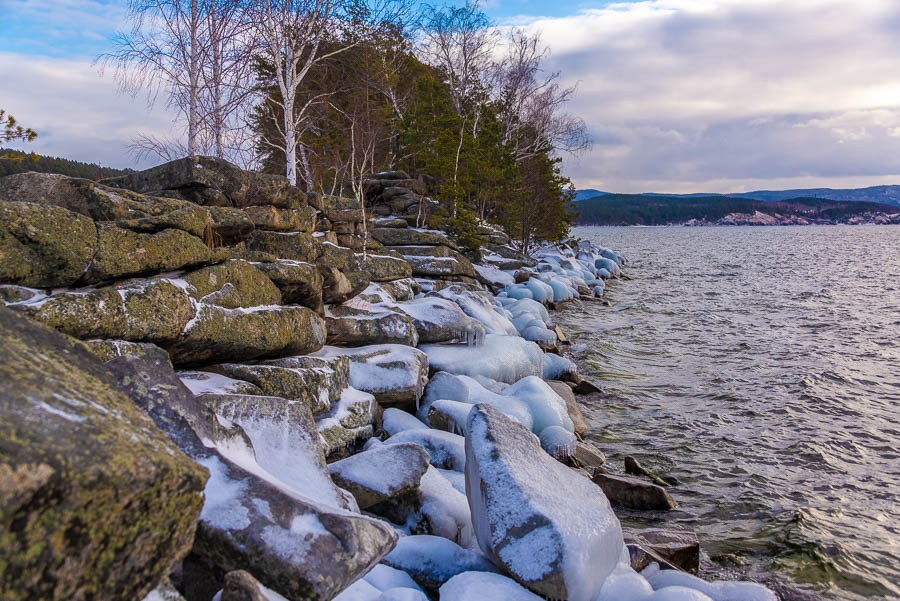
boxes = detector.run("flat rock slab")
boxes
[0,306,207,601]
[371,228,458,250]
[328,442,430,509]
[591,472,678,510]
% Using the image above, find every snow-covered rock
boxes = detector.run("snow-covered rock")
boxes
[394,296,486,345]
[314,344,429,408]
[382,535,497,592]
[643,564,777,601]
[421,335,543,384]
[465,404,623,601]
[384,428,466,472]
[383,407,430,435]
[433,286,519,336]
[439,571,545,601]
[363,564,425,594]
[328,443,430,509]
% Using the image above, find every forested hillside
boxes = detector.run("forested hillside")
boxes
[0,149,133,179]
[574,193,897,225]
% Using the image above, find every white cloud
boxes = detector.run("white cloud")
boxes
[512,0,900,192]
[0,52,176,170]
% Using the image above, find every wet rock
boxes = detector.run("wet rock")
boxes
[325,305,419,347]
[85,224,212,284]
[572,378,602,395]
[183,260,282,309]
[0,306,207,601]
[571,441,607,472]
[220,355,349,416]
[465,404,624,600]
[313,344,429,408]
[106,350,397,601]
[103,156,306,209]
[252,260,323,310]
[169,304,326,365]
[591,472,678,510]
[622,527,700,573]
[0,201,97,287]
[243,205,316,233]
[624,543,678,573]
[245,230,319,262]
[547,380,588,438]
[328,442,430,509]
[382,535,496,593]
[624,456,675,487]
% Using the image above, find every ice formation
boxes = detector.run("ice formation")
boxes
[383,428,467,472]
[313,344,429,404]
[421,335,544,384]
[543,353,578,380]
[363,564,425,594]
[383,407,430,435]
[643,564,778,601]
[439,571,545,601]
[382,535,497,590]
[539,425,578,460]
[416,466,476,548]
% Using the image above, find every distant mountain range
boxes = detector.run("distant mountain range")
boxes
[575,185,900,207]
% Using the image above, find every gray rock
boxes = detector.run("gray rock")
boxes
[325,305,419,347]
[253,259,323,310]
[464,404,624,600]
[402,254,477,279]
[385,428,466,472]
[328,442,430,509]
[243,205,316,233]
[382,535,496,593]
[624,456,675,487]
[591,472,678,510]
[394,297,486,345]
[245,231,319,262]
[82,339,173,364]
[105,351,397,601]
[371,228,458,250]
[571,441,607,472]
[547,380,588,439]
[0,306,207,601]
[622,527,700,573]
[359,252,414,282]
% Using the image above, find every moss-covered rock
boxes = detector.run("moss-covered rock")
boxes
[86,224,213,284]
[400,253,477,279]
[21,278,195,342]
[245,230,319,262]
[321,195,364,224]
[102,156,306,209]
[0,285,43,304]
[359,252,413,282]
[252,260,323,310]
[0,201,97,287]
[243,205,316,233]
[0,306,207,601]
[182,260,282,309]
[325,305,419,347]
[169,305,326,365]
[205,206,255,245]
[81,339,173,365]
[315,240,357,272]
[115,204,210,239]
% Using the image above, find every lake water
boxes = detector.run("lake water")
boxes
[562,225,900,601]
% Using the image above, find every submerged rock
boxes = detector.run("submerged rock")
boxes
[623,528,700,573]
[591,472,678,511]
[0,306,207,601]
[465,404,624,601]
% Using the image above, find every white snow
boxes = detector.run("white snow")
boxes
[643,564,777,601]
[383,407,430,435]
[384,428,466,472]
[363,564,424,593]
[439,571,545,601]
[383,535,496,585]
[197,455,251,531]
[178,371,254,395]
[421,335,544,384]
[314,345,428,401]
[416,466,475,548]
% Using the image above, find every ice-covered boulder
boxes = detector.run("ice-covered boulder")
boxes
[439,571,544,601]
[382,535,496,592]
[384,428,466,472]
[363,564,425,594]
[433,286,519,336]
[314,344,429,408]
[179,370,264,395]
[465,405,624,601]
[421,335,543,384]
[106,351,397,601]
[316,387,378,459]
[328,443,430,509]
[418,372,533,431]
[394,296,486,345]
[643,564,777,601]
[383,407,430,435]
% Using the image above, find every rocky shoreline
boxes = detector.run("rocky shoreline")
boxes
[685,209,900,226]
[1,158,776,601]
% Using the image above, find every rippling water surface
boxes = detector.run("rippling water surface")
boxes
[562,226,900,601]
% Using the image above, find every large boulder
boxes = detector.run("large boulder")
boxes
[0,201,96,287]
[252,260,323,310]
[327,442,430,509]
[394,297,486,345]
[182,260,282,309]
[243,205,316,233]
[20,278,195,342]
[102,156,306,209]
[325,305,419,347]
[401,254,477,279]
[465,405,624,601]
[315,387,378,459]
[359,252,414,282]
[370,228,457,250]
[245,231,319,262]
[205,206,255,245]
[421,335,543,384]
[0,306,207,601]
[169,304,326,365]
[106,350,398,601]
[590,472,678,511]
[85,224,212,284]
[313,345,429,408]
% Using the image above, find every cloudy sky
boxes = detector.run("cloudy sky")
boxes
[3,0,900,193]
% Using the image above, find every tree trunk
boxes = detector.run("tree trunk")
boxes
[188,0,199,156]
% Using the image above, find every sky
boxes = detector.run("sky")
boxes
[3,0,900,194]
